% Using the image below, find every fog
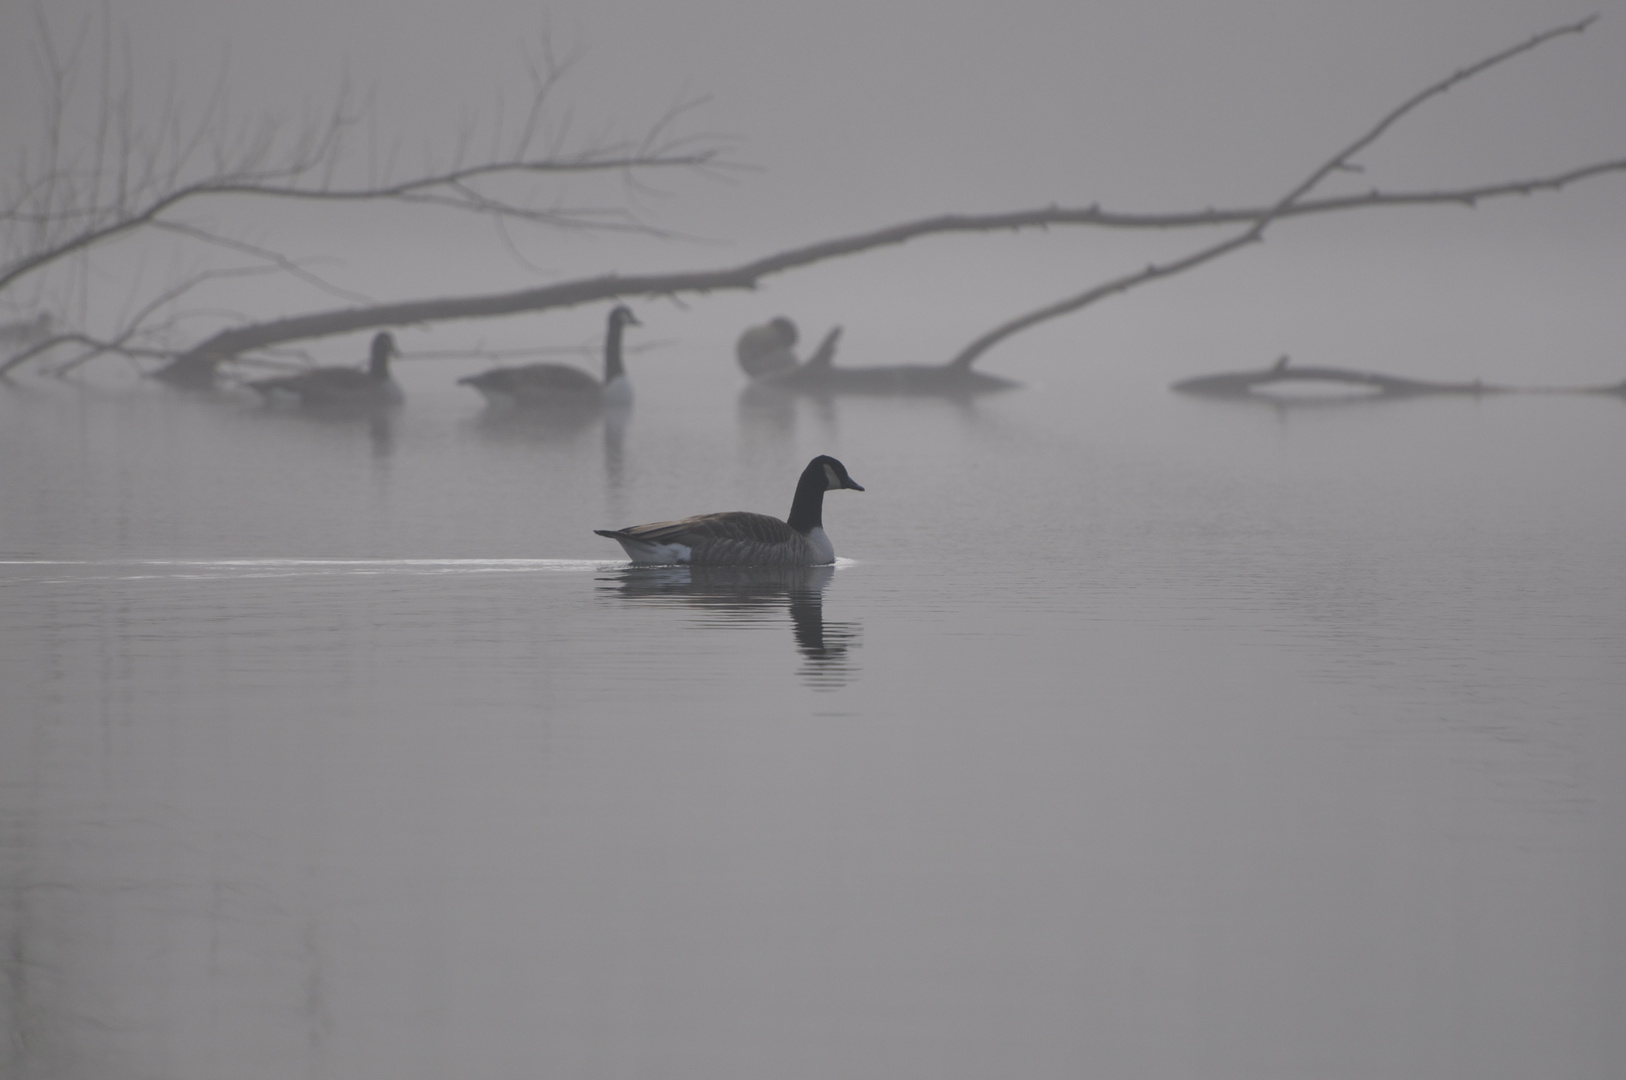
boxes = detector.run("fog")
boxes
[11,0,1620,226]
[6,1,1623,376]
[3,3,1625,1079]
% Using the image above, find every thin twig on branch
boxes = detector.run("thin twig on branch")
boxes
[0,149,729,297]
[0,6,734,300]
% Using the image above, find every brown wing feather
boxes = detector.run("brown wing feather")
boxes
[615,512,797,546]
[250,367,378,397]
[599,512,818,565]
[464,363,600,396]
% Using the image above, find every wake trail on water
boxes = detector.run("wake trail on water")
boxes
[0,558,611,584]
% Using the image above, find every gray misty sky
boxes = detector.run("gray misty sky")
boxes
[4,0,1622,249]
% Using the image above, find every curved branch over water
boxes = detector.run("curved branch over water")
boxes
[146,158,1625,382]
[944,16,1606,372]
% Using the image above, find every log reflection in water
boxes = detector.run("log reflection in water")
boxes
[599,563,859,690]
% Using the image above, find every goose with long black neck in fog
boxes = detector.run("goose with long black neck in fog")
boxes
[595,455,865,566]
[247,332,403,407]
[459,305,640,408]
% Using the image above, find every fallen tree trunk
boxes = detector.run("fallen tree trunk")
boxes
[147,165,1624,384]
[1170,356,1626,400]
[748,362,1020,398]
[1578,380,1626,397]
[1170,357,1509,398]
[141,198,1467,382]
[736,324,1018,397]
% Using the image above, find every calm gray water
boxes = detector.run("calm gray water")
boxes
[3,302,1625,1079]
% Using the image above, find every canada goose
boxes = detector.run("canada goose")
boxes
[459,305,640,408]
[596,455,865,566]
[736,317,843,379]
[736,316,800,378]
[248,332,402,407]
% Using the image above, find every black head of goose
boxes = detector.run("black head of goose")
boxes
[595,455,865,566]
[459,305,640,408]
[248,332,402,407]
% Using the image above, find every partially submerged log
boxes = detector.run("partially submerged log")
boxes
[750,361,1019,398]
[1171,356,1626,401]
[1576,378,1626,397]
[1171,356,1511,399]
[741,323,1019,397]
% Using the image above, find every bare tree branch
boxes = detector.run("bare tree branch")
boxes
[139,153,1623,377]
[0,150,726,296]
[7,150,1621,382]
[30,263,291,377]
[944,15,1604,370]
[0,4,733,302]
[148,221,377,305]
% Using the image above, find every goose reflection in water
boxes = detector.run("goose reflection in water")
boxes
[738,372,1008,449]
[238,394,398,459]
[468,406,629,490]
[599,564,860,690]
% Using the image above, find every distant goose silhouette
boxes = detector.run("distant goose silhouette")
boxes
[596,455,865,566]
[736,316,800,378]
[247,332,402,407]
[736,316,842,378]
[459,305,640,408]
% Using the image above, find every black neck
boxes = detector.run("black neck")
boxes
[368,342,391,380]
[603,319,626,384]
[786,464,827,533]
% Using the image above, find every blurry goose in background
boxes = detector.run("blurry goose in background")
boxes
[459,305,640,409]
[247,332,402,408]
[595,454,865,566]
[736,316,842,378]
[736,316,799,377]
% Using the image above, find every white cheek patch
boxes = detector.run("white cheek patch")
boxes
[823,463,841,489]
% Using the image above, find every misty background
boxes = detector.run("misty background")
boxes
[2,0,1622,382]
[3,3,1625,1080]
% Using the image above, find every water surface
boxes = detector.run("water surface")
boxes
[3,306,1624,1079]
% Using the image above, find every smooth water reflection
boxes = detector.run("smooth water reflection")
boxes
[4,333,1626,1080]
[468,403,632,490]
[0,556,602,581]
[601,563,861,690]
